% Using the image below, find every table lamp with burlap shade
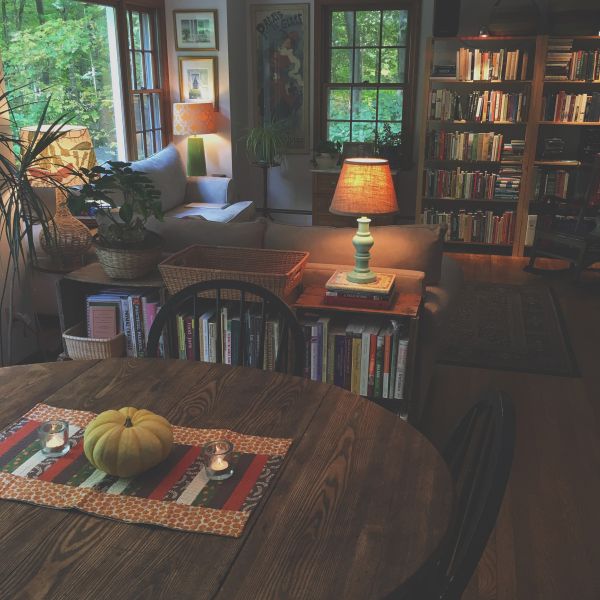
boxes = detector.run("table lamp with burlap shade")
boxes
[21,125,96,263]
[173,102,217,176]
[329,157,398,284]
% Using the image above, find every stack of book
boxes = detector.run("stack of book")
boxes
[542,92,600,123]
[456,48,529,81]
[424,167,498,200]
[425,130,504,162]
[299,314,410,403]
[324,271,396,309]
[545,38,574,80]
[534,168,570,200]
[494,141,524,202]
[86,289,160,357]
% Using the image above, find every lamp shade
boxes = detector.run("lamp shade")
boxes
[20,125,95,187]
[173,102,217,136]
[330,158,398,216]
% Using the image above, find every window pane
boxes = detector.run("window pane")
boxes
[135,52,144,88]
[331,11,353,47]
[153,95,162,128]
[351,122,377,142]
[145,131,154,155]
[328,88,351,120]
[381,48,406,83]
[154,129,164,152]
[377,121,402,139]
[327,121,351,143]
[355,11,380,47]
[355,48,379,83]
[330,49,352,83]
[352,89,377,120]
[143,94,153,130]
[144,52,155,88]
[378,89,403,121]
[382,10,408,46]
[136,132,145,157]
[141,12,153,51]
[130,12,142,50]
[133,94,143,131]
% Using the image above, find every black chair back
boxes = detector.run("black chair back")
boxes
[146,279,305,376]
[389,390,516,600]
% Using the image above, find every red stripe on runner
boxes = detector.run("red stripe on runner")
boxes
[37,442,85,482]
[147,446,202,500]
[0,420,40,457]
[222,454,269,512]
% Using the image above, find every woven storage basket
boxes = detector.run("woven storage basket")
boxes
[94,232,163,280]
[63,323,126,360]
[159,245,309,299]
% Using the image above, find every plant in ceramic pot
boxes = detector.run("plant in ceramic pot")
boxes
[68,162,164,279]
[375,123,404,169]
[312,140,341,170]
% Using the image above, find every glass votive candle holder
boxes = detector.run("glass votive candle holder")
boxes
[38,420,71,457]
[203,440,234,481]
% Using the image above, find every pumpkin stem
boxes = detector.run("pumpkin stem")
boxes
[124,417,133,428]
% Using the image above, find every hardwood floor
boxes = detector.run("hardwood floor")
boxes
[421,255,600,600]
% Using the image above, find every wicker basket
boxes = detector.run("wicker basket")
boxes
[63,323,126,360]
[159,245,309,299]
[94,232,164,280]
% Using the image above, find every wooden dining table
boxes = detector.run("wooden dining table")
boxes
[0,359,453,599]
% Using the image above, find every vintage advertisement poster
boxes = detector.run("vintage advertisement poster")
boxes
[250,4,310,153]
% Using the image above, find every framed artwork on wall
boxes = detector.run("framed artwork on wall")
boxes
[250,3,310,153]
[173,10,218,51]
[178,56,219,110]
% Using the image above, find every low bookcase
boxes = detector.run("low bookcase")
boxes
[294,284,422,423]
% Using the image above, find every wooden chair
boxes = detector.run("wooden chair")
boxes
[388,390,516,600]
[526,154,600,281]
[146,279,306,376]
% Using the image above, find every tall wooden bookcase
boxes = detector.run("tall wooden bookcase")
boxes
[416,35,600,257]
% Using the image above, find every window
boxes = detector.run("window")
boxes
[316,2,419,160]
[0,0,169,161]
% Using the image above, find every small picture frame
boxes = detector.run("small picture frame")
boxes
[174,10,218,51]
[178,56,219,110]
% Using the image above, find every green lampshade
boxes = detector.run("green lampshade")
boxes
[187,136,207,176]
[173,102,216,177]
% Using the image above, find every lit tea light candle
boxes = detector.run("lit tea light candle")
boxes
[203,440,234,481]
[38,420,71,457]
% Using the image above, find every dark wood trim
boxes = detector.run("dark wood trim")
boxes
[314,0,421,168]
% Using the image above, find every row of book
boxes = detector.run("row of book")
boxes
[545,39,600,81]
[422,209,517,245]
[424,168,501,201]
[299,315,409,401]
[425,131,504,162]
[85,289,160,357]
[534,168,570,200]
[541,92,600,123]
[174,306,281,370]
[428,89,528,123]
[455,48,529,81]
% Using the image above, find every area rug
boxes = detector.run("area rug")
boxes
[438,282,579,376]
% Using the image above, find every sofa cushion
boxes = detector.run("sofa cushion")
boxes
[131,144,187,213]
[264,222,446,285]
[147,217,266,253]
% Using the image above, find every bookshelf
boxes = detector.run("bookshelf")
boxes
[294,284,422,423]
[416,34,600,256]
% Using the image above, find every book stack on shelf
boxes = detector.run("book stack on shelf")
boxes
[424,167,498,200]
[86,289,160,358]
[534,169,570,200]
[542,92,600,123]
[494,139,525,202]
[174,304,281,369]
[456,47,529,81]
[545,38,600,81]
[425,130,504,161]
[299,313,410,408]
[422,208,516,245]
[324,271,396,309]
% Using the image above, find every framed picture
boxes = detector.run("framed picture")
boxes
[174,10,218,51]
[250,4,310,153]
[178,56,219,110]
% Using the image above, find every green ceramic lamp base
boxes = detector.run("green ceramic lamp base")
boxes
[346,216,376,284]
[187,135,207,176]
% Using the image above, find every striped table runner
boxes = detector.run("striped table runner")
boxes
[0,404,292,537]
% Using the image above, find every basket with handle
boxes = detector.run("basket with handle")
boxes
[63,323,126,360]
[158,245,309,300]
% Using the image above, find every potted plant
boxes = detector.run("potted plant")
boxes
[68,162,164,279]
[312,140,341,170]
[375,124,404,169]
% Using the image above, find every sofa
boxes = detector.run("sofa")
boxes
[147,217,463,423]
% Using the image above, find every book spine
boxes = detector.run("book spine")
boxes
[360,332,371,396]
[394,340,409,400]
[334,335,345,387]
[177,315,185,360]
[184,317,193,360]
[343,336,352,391]
[382,334,391,400]
[310,324,319,381]
[351,336,361,394]
[130,296,145,358]
[367,333,377,397]
[373,335,385,398]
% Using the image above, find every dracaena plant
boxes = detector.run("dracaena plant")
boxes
[68,161,163,248]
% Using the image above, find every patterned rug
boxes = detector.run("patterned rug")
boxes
[439,282,578,376]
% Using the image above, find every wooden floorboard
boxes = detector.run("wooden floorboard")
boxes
[422,255,600,600]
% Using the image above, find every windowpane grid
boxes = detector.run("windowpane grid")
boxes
[327,9,408,144]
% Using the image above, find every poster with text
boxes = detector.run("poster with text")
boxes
[251,4,310,153]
